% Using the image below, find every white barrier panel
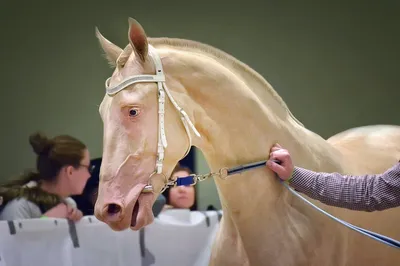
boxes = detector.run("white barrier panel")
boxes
[0,210,222,266]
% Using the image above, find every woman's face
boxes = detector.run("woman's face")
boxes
[68,148,92,195]
[168,170,195,209]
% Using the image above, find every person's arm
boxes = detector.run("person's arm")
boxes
[0,198,41,220]
[289,162,400,212]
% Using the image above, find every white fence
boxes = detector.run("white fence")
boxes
[0,209,222,266]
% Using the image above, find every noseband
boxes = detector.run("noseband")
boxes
[104,44,201,193]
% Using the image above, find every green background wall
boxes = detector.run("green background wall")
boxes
[1,1,398,210]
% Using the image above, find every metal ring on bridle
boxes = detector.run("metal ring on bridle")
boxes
[218,167,229,180]
[142,171,168,194]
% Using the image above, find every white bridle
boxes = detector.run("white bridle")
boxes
[104,44,201,193]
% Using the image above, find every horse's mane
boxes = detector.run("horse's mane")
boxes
[132,37,304,127]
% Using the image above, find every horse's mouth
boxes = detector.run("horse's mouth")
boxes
[129,192,154,230]
[131,200,140,227]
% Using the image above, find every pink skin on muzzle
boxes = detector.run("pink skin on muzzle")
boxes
[94,154,157,231]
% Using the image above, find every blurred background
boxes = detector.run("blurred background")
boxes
[0,0,399,210]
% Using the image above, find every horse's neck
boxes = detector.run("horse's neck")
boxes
[158,45,343,172]
[160,44,346,263]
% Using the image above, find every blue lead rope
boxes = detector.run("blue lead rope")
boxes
[280,180,400,249]
[175,159,400,249]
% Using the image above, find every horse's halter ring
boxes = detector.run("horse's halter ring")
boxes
[104,44,201,194]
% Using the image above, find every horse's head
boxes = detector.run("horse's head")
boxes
[94,18,200,231]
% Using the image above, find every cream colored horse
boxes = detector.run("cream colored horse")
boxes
[94,18,400,266]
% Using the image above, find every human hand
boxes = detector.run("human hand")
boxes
[67,206,83,222]
[266,143,294,181]
[162,204,174,211]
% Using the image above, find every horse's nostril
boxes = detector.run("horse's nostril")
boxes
[107,204,122,215]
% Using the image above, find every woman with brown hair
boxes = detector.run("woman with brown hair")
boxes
[0,132,92,221]
[162,163,197,211]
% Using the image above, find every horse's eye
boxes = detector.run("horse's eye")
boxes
[129,108,139,117]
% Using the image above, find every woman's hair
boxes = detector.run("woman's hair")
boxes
[171,163,194,177]
[0,131,87,211]
[162,163,197,211]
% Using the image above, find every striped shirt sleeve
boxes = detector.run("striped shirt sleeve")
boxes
[289,162,400,212]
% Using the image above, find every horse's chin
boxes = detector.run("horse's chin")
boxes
[129,192,155,230]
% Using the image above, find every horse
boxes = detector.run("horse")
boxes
[93,18,400,266]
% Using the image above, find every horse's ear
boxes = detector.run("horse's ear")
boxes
[128,18,148,62]
[95,27,123,67]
